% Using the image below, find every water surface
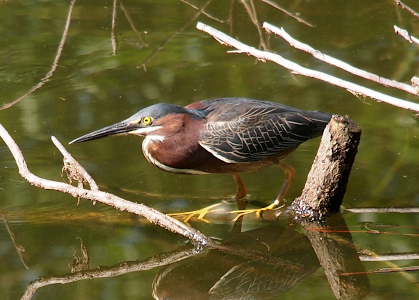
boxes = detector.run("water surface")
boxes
[1,0,419,299]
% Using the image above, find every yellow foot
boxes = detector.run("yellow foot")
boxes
[168,203,223,223]
[230,203,285,221]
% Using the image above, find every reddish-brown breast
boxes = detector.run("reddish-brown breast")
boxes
[143,113,220,173]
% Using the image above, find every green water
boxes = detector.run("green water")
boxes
[1,0,419,299]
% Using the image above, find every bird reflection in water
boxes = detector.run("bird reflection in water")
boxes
[152,222,319,300]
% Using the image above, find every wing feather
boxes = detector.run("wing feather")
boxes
[199,107,330,163]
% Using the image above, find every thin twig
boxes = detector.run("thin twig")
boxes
[0,0,77,110]
[137,0,214,70]
[240,0,268,50]
[120,3,148,48]
[51,136,99,192]
[0,207,29,269]
[111,0,119,55]
[0,124,213,247]
[180,0,224,23]
[394,25,419,45]
[265,23,419,96]
[196,22,419,112]
[393,0,419,19]
[345,207,419,213]
[259,0,315,27]
[227,0,235,34]
[360,253,419,261]
[341,265,419,276]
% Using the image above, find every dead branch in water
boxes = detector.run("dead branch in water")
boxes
[0,124,213,247]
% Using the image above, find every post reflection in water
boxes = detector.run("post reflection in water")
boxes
[152,213,370,300]
[302,213,370,300]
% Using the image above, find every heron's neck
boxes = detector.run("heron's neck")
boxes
[142,134,164,165]
[141,134,207,175]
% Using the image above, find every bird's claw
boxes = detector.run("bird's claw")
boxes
[230,203,284,221]
[168,203,223,223]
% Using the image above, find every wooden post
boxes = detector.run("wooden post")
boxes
[290,115,362,220]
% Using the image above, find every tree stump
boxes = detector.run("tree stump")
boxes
[290,115,362,220]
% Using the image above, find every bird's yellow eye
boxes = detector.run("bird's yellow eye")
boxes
[142,116,152,125]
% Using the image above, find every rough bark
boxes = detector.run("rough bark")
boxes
[290,115,362,220]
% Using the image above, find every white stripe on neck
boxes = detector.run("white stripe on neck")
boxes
[142,135,208,175]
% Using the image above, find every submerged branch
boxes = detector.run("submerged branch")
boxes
[0,207,29,269]
[0,0,77,110]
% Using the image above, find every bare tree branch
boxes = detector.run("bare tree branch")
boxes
[265,23,419,96]
[0,0,77,110]
[137,0,214,71]
[196,22,419,112]
[120,3,148,48]
[259,0,315,27]
[180,0,224,23]
[394,25,419,45]
[111,0,119,55]
[0,124,213,247]
[393,0,419,19]
[240,0,268,50]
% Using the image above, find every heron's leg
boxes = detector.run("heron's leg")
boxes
[233,173,247,200]
[271,160,296,206]
[231,160,295,220]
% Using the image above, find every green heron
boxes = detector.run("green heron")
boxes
[70,97,331,221]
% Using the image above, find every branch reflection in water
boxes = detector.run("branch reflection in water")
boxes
[22,212,370,300]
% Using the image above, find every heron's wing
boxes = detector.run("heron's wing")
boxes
[199,107,330,163]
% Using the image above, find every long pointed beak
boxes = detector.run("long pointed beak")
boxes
[69,120,139,144]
